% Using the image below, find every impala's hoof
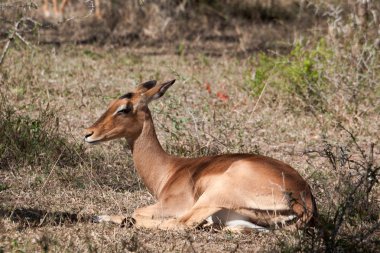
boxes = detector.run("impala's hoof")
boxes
[91,215,109,223]
[196,222,221,232]
[91,215,101,223]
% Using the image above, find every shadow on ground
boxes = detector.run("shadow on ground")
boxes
[0,208,92,230]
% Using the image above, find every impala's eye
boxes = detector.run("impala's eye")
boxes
[117,108,130,114]
[115,103,133,115]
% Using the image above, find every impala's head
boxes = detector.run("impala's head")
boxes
[84,79,175,144]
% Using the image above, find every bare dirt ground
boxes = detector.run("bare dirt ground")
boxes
[0,1,379,252]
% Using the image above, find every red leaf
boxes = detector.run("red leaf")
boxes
[205,83,212,94]
[216,91,229,101]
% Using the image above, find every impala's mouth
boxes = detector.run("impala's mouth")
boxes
[84,135,103,144]
[84,129,103,144]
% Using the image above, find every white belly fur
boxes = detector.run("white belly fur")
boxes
[206,209,297,231]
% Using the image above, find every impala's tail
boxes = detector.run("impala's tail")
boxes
[307,192,319,227]
[294,188,318,228]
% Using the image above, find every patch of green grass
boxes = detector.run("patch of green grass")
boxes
[120,53,142,66]
[83,49,103,60]
[0,183,9,192]
[176,41,186,57]
[247,39,331,111]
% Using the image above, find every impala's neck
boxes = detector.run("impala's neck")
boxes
[127,109,173,197]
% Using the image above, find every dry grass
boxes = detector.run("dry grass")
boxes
[0,0,379,252]
[0,45,303,252]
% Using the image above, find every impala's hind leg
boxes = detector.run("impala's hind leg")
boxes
[178,206,223,227]
[177,206,269,232]
[175,176,278,231]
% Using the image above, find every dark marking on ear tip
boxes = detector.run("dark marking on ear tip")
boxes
[140,80,157,90]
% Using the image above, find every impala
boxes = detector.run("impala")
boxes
[43,0,101,18]
[84,80,318,231]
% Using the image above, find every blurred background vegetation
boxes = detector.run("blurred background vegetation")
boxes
[0,0,375,50]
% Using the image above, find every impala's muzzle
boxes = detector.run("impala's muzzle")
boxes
[85,131,94,138]
[84,129,97,143]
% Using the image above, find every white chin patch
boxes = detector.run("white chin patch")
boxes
[85,136,101,144]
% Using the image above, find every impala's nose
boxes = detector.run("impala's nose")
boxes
[84,130,94,139]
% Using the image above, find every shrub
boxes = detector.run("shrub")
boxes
[0,100,82,169]
[246,39,332,112]
[270,126,379,252]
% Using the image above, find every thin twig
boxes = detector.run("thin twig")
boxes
[339,124,367,163]
[41,151,64,190]
[0,39,12,66]
[246,80,268,123]
[15,32,31,47]
[0,17,37,66]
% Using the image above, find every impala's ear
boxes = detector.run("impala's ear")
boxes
[147,79,176,101]
[135,80,157,92]
[134,79,175,111]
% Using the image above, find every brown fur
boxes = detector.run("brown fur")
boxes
[42,0,101,18]
[84,80,318,230]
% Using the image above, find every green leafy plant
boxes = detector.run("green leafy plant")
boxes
[247,39,332,112]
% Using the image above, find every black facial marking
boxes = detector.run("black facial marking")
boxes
[140,80,157,90]
[119,92,134,100]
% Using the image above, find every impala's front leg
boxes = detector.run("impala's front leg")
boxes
[93,204,164,226]
[133,203,182,228]
[43,0,50,17]
[136,197,223,230]
[133,204,160,219]
[52,0,59,16]
[93,204,174,228]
